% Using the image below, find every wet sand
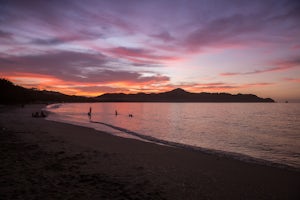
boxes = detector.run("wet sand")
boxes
[0,104,299,199]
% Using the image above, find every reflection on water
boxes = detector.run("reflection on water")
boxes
[46,102,300,168]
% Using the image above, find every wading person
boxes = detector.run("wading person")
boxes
[88,107,92,120]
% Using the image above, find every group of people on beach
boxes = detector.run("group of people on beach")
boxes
[88,107,133,120]
[32,111,47,118]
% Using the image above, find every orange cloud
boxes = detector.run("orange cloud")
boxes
[3,72,60,89]
[2,71,171,96]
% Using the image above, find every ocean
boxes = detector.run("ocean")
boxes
[46,102,300,169]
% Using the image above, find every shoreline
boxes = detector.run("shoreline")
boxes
[1,104,300,199]
[89,119,300,172]
[46,103,300,171]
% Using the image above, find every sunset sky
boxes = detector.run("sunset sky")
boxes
[1,0,299,101]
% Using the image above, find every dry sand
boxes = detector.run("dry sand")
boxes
[0,104,299,200]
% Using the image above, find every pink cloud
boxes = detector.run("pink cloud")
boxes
[220,58,300,76]
[220,66,293,76]
[292,45,300,50]
[241,82,274,87]
[284,78,300,83]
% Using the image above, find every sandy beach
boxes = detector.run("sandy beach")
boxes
[0,104,299,199]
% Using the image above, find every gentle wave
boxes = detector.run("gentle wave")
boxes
[46,103,62,109]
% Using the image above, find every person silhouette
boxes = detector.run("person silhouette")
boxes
[88,107,92,120]
[115,110,118,116]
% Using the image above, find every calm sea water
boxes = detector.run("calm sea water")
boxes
[46,103,300,169]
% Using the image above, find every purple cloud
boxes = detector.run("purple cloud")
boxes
[151,31,175,42]
[107,46,178,62]
[2,0,299,53]
[181,1,300,51]
[0,50,109,81]
[82,69,170,84]
[31,38,66,46]
[0,30,13,39]
[1,0,299,98]
[0,0,136,49]
[0,50,170,84]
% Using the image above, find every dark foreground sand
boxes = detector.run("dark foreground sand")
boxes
[0,104,299,200]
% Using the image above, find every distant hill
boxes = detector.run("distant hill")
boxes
[96,88,275,102]
[1,79,274,104]
[0,79,94,104]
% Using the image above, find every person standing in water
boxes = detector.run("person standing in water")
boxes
[115,110,118,116]
[88,107,92,120]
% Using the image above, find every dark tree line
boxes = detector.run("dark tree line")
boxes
[0,79,94,104]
